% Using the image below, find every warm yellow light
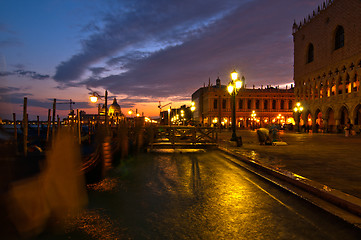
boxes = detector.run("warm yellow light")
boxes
[231,70,238,81]
[136,113,140,117]
[90,95,98,103]
[296,102,301,107]
[227,84,234,94]
[235,79,242,89]
[300,107,304,111]
[294,107,298,112]
[128,110,133,115]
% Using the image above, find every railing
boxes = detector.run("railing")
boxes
[149,126,218,149]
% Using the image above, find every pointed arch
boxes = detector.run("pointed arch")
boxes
[353,104,361,125]
[339,105,349,125]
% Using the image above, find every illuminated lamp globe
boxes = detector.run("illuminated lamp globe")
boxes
[235,79,242,89]
[90,95,98,103]
[227,84,234,94]
[231,70,238,81]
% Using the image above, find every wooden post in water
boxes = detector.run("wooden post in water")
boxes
[88,121,91,144]
[57,115,60,130]
[105,90,108,127]
[46,109,51,142]
[77,109,81,144]
[37,116,40,137]
[13,113,17,141]
[23,97,28,157]
[52,98,56,137]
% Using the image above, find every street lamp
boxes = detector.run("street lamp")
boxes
[168,108,171,126]
[190,102,196,125]
[90,90,108,126]
[294,102,304,132]
[227,70,244,141]
[251,110,256,130]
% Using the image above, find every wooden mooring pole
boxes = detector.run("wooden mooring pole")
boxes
[77,109,81,144]
[23,97,28,157]
[52,98,56,137]
[46,109,51,142]
[13,113,17,141]
[57,114,60,131]
[37,115,40,137]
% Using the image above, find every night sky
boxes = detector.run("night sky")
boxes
[0,0,323,120]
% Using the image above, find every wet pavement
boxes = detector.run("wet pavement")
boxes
[217,130,361,199]
[36,151,361,239]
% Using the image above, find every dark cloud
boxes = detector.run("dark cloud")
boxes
[89,67,108,75]
[0,86,21,94]
[0,71,13,77]
[14,70,50,80]
[106,51,151,67]
[0,92,91,111]
[0,69,50,80]
[53,0,245,82]
[54,0,323,100]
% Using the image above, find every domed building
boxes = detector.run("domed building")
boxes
[108,98,123,118]
[98,98,124,122]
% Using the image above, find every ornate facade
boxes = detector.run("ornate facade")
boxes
[192,78,295,128]
[293,0,361,132]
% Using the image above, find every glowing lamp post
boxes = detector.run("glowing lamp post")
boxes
[227,70,244,142]
[294,102,304,132]
[90,90,108,126]
[251,110,256,130]
[190,102,196,125]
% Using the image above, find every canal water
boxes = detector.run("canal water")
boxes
[37,150,361,239]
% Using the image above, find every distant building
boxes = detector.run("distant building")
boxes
[64,98,124,125]
[160,105,193,125]
[98,98,124,123]
[191,77,295,128]
[293,0,361,132]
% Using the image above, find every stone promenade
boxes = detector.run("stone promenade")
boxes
[217,129,361,199]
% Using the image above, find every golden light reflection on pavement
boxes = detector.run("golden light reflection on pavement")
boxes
[36,150,361,239]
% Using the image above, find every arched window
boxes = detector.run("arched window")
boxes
[222,99,226,109]
[238,99,243,109]
[335,26,344,50]
[264,100,268,110]
[307,44,314,63]
[213,99,218,109]
[255,100,260,109]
